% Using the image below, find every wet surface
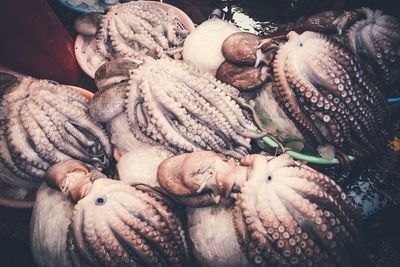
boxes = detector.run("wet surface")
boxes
[1,0,400,266]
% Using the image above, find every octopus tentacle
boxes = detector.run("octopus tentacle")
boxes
[161,60,259,132]
[274,177,360,245]
[309,38,377,139]
[30,95,93,158]
[38,92,112,156]
[273,47,326,148]
[134,190,186,258]
[115,16,164,58]
[33,95,111,166]
[90,181,186,261]
[113,203,176,265]
[6,102,49,172]
[41,82,89,105]
[183,77,260,138]
[149,69,250,152]
[89,219,127,266]
[119,13,169,49]
[329,40,389,126]
[170,83,248,148]
[20,103,69,164]
[125,80,162,147]
[96,15,112,59]
[284,54,347,148]
[141,77,198,152]
[0,123,38,182]
[107,15,148,61]
[70,205,96,264]
[314,43,387,148]
[109,221,163,266]
[64,122,95,148]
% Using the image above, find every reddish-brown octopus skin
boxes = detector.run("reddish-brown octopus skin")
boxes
[216,61,269,91]
[157,151,247,206]
[221,32,262,66]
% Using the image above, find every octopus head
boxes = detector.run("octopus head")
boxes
[44,159,107,203]
[216,32,280,91]
[90,59,141,123]
[157,151,247,207]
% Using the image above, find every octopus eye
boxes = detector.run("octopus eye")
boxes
[232,183,241,193]
[95,196,106,206]
[267,175,272,181]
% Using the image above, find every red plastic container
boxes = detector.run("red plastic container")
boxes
[0,0,80,85]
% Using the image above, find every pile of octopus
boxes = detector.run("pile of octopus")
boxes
[0,2,399,267]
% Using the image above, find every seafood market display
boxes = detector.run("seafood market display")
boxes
[220,30,389,161]
[74,1,194,77]
[90,57,267,161]
[158,152,368,266]
[0,1,398,267]
[31,159,188,267]
[0,73,112,206]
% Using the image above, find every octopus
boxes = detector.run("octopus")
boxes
[157,151,370,266]
[31,159,188,267]
[280,8,400,95]
[347,8,400,93]
[75,2,190,63]
[0,72,112,205]
[89,57,268,161]
[218,30,389,162]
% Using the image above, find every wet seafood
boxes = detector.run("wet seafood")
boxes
[158,151,369,266]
